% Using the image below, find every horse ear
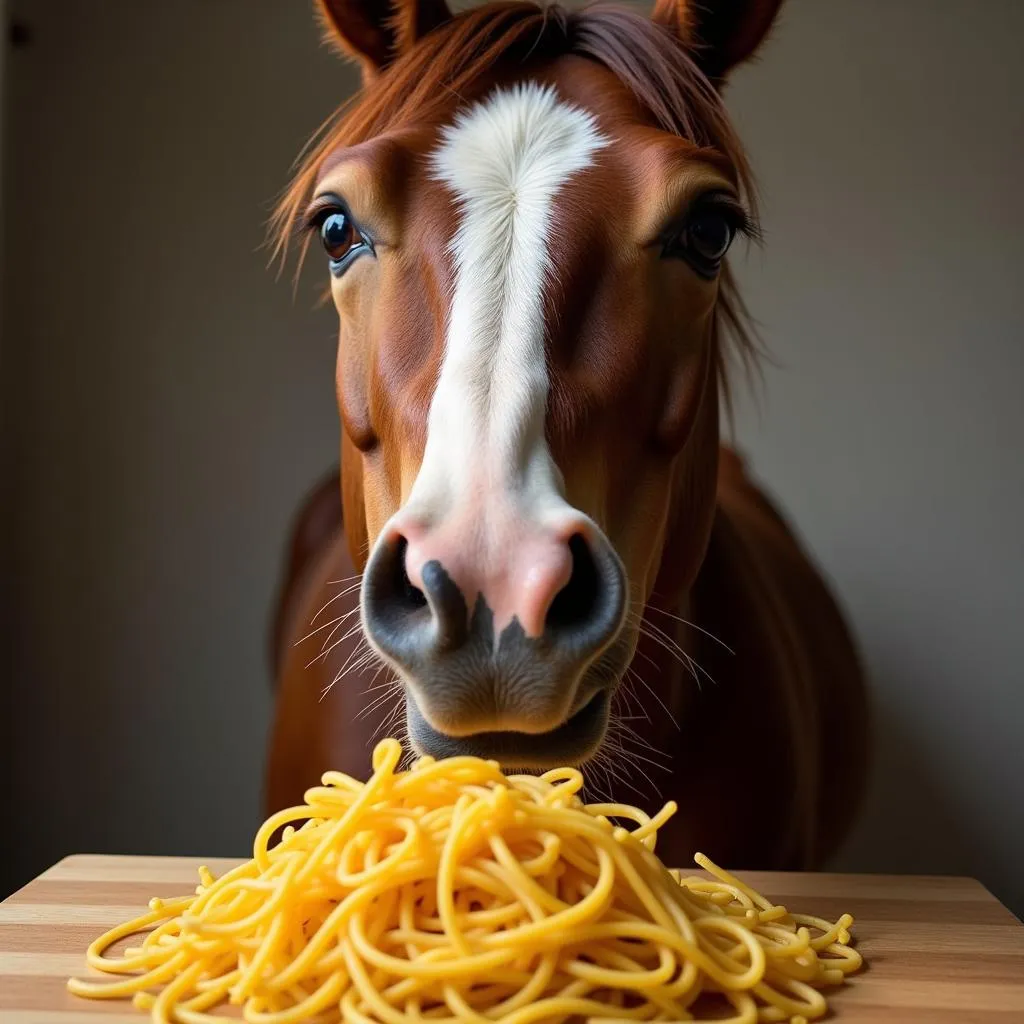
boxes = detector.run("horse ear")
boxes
[315,0,452,80]
[651,0,785,83]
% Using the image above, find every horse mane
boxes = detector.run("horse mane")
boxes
[270,1,762,412]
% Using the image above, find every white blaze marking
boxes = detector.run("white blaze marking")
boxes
[408,84,607,529]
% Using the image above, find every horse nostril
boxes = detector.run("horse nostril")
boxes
[394,537,427,610]
[365,533,470,658]
[546,533,600,631]
[363,532,441,670]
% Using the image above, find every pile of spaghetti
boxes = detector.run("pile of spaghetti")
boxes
[69,739,861,1023]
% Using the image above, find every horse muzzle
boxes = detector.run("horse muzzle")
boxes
[360,519,628,765]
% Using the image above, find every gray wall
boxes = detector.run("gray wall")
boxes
[726,0,1024,914]
[3,0,1022,915]
[2,1,344,888]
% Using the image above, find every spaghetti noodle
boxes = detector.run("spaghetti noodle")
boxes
[68,738,861,1022]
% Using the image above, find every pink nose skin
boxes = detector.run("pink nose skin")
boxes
[402,517,575,639]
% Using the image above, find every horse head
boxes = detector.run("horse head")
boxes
[274,0,782,767]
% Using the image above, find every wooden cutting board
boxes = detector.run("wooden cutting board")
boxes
[0,855,1022,1022]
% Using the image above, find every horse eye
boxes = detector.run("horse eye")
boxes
[661,200,743,278]
[319,211,358,263]
[687,210,735,263]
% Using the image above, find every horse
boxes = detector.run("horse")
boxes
[266,0,869,870]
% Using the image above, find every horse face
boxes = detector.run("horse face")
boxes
[291,0,782,765]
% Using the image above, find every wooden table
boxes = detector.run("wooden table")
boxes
[0,855,1022,1022]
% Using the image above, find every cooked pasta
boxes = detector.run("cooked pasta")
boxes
[68,738,861,1023]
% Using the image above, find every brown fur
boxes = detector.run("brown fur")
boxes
[266,0,869,870]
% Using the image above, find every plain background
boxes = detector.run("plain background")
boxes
[2,0,1022,916]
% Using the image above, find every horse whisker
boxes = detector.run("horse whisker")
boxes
[641,619,719,689]
[324,574,362,587]
[645,603,735,654]
[358,684,402,721]
[618,653,680,729]
[310,580,363,625]
[332,635,375,680]
[292,613,345,647]
[318,606,360,652]
[304,621,364,669]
